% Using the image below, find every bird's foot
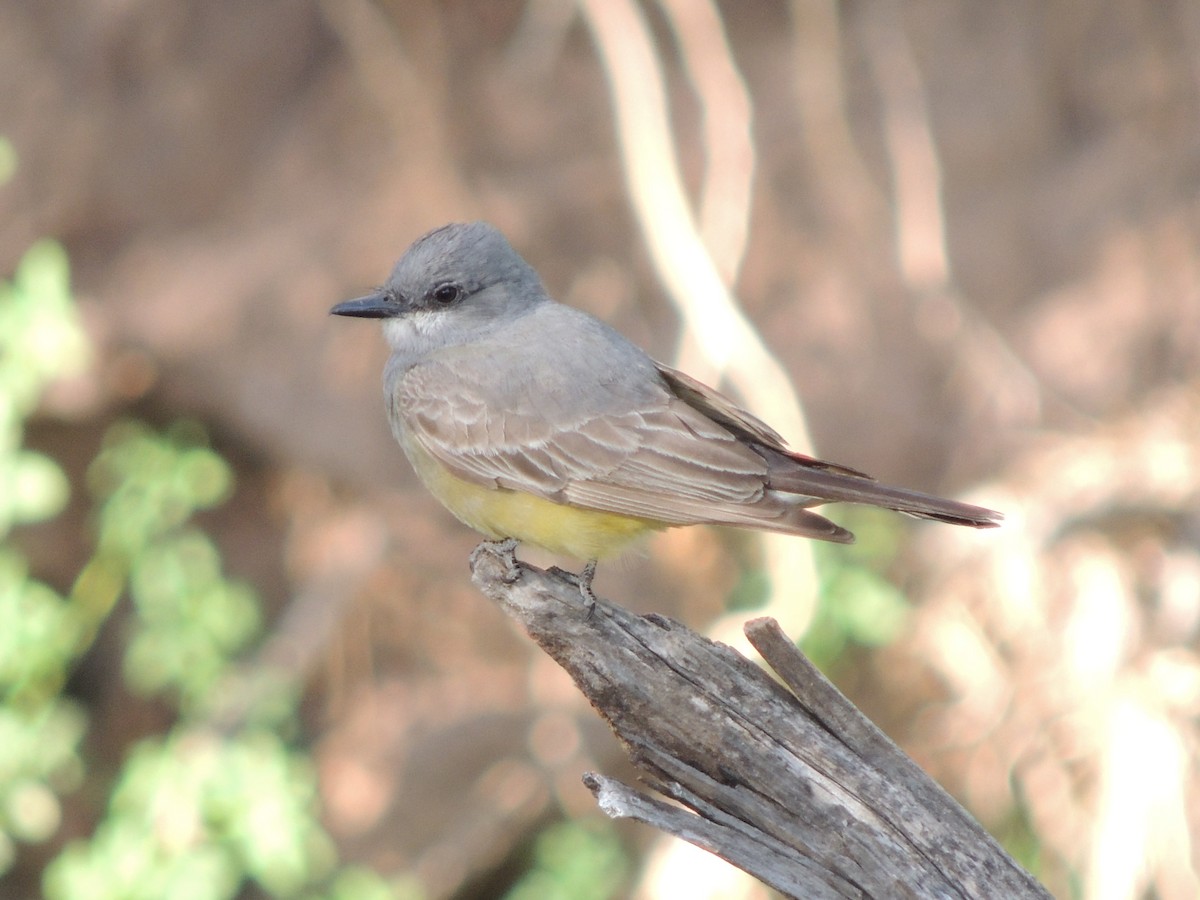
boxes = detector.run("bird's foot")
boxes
[578,559,598,613]
[471,538,522,584]
[549,559,599,615]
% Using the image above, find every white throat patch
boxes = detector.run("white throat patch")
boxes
[382,309,451,351]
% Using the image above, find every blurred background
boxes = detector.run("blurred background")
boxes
[3,1,1199,898]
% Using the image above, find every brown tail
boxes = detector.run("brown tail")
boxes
[654,362,1004,530]
[767,452,1004,529]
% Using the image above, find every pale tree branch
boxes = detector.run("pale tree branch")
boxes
[577,0,818,646]
[657,0,755,285]
[470,542,1050,900]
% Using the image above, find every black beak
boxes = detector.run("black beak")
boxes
[329,290,399,318]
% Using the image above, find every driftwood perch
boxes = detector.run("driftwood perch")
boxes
[469,542,1049,899]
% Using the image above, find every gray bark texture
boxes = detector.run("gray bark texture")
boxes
[469,541,1050,900]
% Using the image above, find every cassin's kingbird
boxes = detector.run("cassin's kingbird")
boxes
[331,222,1001,591]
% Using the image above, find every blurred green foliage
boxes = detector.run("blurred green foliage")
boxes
[994,794,1050,887]
[43,730,336,900]
[727,507,911,671]
[0,239,86,538]
[503,819,628,900]
[0,226,394,896]
[82,420,259,709]
[0,236,91,878]
[802,508,911,671]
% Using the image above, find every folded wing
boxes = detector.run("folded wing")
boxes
[392,350,999,544]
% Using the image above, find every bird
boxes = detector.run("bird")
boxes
[331,222,1001,598]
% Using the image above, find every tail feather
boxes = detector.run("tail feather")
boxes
[767,452,1004,529]
[656,360,1003,529]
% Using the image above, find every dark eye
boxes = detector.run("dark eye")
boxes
[431,282,462,304]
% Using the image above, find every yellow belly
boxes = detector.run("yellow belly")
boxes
[401,433,661,560]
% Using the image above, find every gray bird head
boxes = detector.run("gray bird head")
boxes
[331,222,549,358]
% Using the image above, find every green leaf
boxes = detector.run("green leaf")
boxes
[8,450,70,524]
[505,820,628,900]
[0,552,81,699]
[0,240,88,416]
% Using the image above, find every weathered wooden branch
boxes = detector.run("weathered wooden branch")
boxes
[469,541,1050,900]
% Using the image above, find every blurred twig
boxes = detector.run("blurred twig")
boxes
[504,0,577,80]
[658,0,754,285]
[862,2,950,296]
[789,0,887,246]
[860,2,1044,436]
[577,0,818,644]
[318,0,472,213]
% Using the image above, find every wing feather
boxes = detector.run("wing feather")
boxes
[389,339,1000,538]
[392,356,778,525]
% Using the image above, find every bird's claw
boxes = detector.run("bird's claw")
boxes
[549,559,599,615]
[471,538,522,584]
